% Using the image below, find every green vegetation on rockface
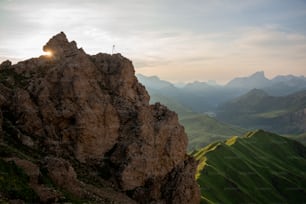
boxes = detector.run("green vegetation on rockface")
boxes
[0,159,38,202]
[193,130,306,204]
[0,132,107,204]
[0,116,88,204]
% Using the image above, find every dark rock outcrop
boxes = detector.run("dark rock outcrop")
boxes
[0,32,200,203]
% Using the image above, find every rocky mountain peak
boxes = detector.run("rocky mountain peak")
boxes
[43,32,79,59]
[226,70,270,89]
[0,33,200,203]
[251,71,265,78]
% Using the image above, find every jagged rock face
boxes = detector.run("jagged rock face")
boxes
[0,32,200,203]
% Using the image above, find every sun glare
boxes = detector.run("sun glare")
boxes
[44,50,53,57]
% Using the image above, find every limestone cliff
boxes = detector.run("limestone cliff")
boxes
[0,32,200,203]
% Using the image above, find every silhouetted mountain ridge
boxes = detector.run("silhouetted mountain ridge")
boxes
[226,71,270,88]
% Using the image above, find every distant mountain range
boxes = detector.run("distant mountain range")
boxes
[226,71,306,96]
[193,130,306,203]
[137,71,306,113]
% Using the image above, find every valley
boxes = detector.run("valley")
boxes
[137,73,306,145]
[149,93,246,150]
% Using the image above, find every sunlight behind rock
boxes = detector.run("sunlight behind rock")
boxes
[43,50,53,57]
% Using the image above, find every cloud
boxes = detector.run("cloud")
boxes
[1,0,306,82]
[135,25,306,82]
[231,26,306,61]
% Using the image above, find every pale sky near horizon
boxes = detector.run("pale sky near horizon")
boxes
[1,0,306,83]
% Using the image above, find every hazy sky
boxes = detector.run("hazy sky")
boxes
[1,0,306,83]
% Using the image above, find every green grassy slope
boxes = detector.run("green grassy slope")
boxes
[217,89,306,134]
[193,130,306,204]
[180,114,245,150]
[150,93,246,150]
[0,158,38,202]
[149,93,194,116]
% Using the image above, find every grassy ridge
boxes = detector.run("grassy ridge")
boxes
[193,130,306,203]
[286,132,306,146]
